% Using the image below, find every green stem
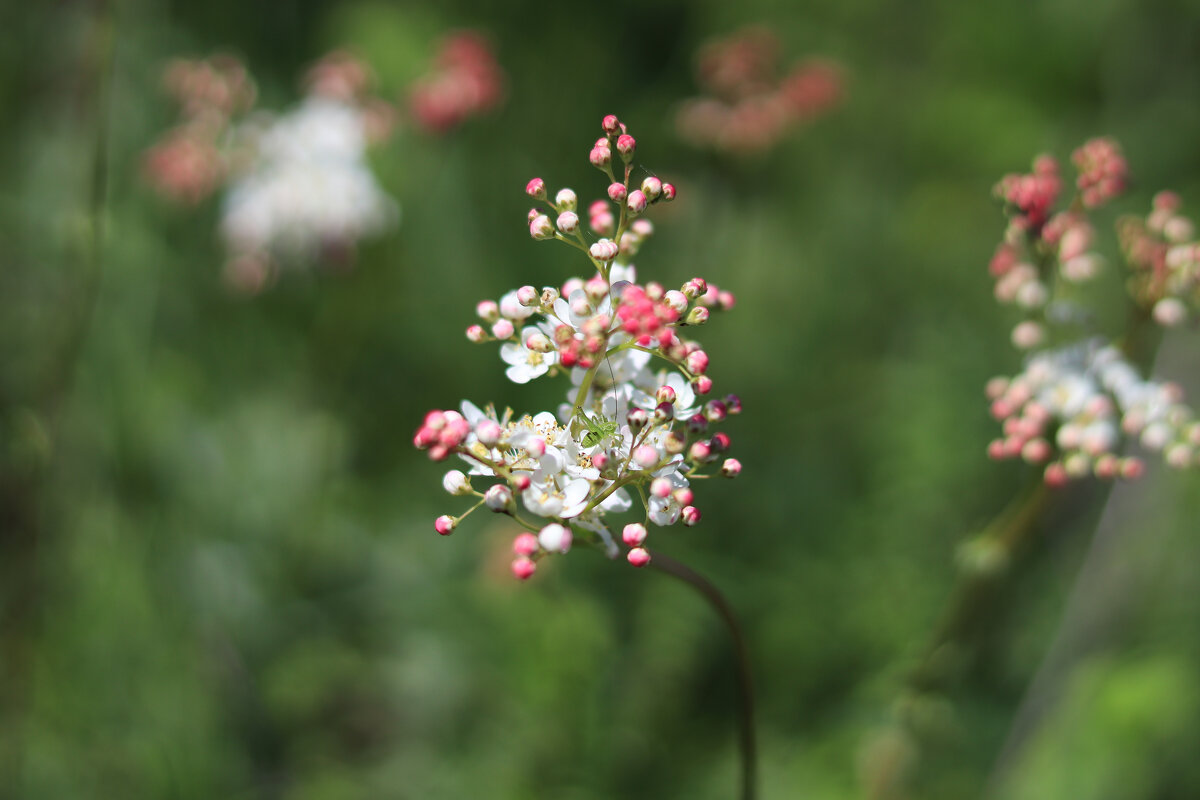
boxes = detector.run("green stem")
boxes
[648,549,757,800]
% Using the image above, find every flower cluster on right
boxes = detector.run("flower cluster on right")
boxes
[986,138,1200,485]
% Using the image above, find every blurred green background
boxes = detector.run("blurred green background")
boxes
[4,0,1200,798]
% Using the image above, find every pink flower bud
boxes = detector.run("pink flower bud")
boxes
[592,451,610,470]
[622,522,647,546]
[589,239,619,261]
[524,437,546,458]
[1021,438,1052,463]
[590,211,615,235]
[627,407,648,430]
[511,556,537,580]
[443,469,470,495]
[1044,462,1069,488]
[656,385,677,405]
[530,214,554,240]
[718,291,736,309]
[686,306,709,325]
[687,414,708,434]
[641,176,662,201]
[589,146,612,168]
[616,134,636,160]
[627,190,648,215]
[475,419,502,447]
[516,285,538,306]
[491,319,514,339]
[466,324,487,343]
[721,458,742,477]
[650,477,673,498]
[525,331,552,352]
[555,188,577,211]
[633,445,659,469]
[681,506,701,526]
[673,487,693,506]
[653,402,674,423]
[510,473,532,492]
[513,532,539,556]
[526,178,546,200]
[538,523,572,554]
[689,441,712,462]
[607,182,628,203]
[686,350,710,375]
[428,444,450,461]
[627,547,651,567]
[661,183,676,201]
[704,400,728,422]
[724,394,742,415]
[424,410,448,430]
[1120,457,1145,480]
[556,211,580,234]
[602,114,621,134]
[710,432,731,452]
[476,300,499,321]
[485,484,513,511]
[435,515,456,535]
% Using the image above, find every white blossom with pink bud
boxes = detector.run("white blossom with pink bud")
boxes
[413,115,743,579]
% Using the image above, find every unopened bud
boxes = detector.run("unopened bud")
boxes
[721,458,742,478]
[510,473,532,492]
[661,183,676,201]
[511,556,537,580]
[627,407,649,430]
[589,145,611,168]
[687,306,709,325]
[485,484,513,511]
[434,515,456,535]
[633,445,659,469]
[525,178,546,200]
[443,469,471,495]
[681,506,701,526]
[466,324,487,343]
[616,134,636,160]
[475,419,502,447]
[653,402,674,423]
[693,375,713,395]
[641,176,662,201]
[663,431,687,455]
[649,477,673,498]
[513,532,539,556]
[656,385,677,405]
[589,239,619,261]
[689,440,712,462]
[686,350,710,375]
[530,214,554,240]
[602,114,621,134]
[627,547,651,567]
[555,188,577,211]
[608,182,628,203]
[538,523,572,554]
[556,211,579,234]
[627,190,648,215]
[491,319,514,339]
[622,522,647,546]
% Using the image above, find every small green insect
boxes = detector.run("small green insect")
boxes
[577,411,619,448]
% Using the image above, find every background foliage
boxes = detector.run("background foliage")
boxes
[4,0,1200,797]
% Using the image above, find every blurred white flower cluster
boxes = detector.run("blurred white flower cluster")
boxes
[414,115,743,579]
[986,139,1200,483]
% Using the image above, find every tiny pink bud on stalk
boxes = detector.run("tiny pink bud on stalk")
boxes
[661,183,676,201]
[538,523,572,554]
[633,445,660,469]
[622,522,648,546]
[681,506,702,526]
[627,547,651,567]
[510,473,531,491]
[530,214,554,240]
[654,402,675,423]
[491,319,514,339]
[626,190,648,215]
[590,145,612,168]
[721,458,742,477]
[513,533,539,556]
[673,487,694,506]
[517,285,538,306]
[466,324,487,343]
[602,114,621,134]
[475,419,502,447]
[556,211,579,234]
[476,300,499,321]
[608,182,628,203]
[656,385,677,405]
[689,441,713,462]
[443,469,471,495]
[650,477,673,498]
[589,239,619,261]
[686,350,710,375]
[511,556,537,580]
[616,134,636,161]
[641,176,663,201]
[435,515,456,535]
[526,178,546,200]
[555,188,577,211]
[687,306,709,325]
[627,407,649,431]
[485,484,513,511]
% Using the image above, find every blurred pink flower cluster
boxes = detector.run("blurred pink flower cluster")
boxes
[986,139,1200,484]
[408,32,505,134]
[675,26,842,154]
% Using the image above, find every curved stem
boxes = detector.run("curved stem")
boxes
[648,549,757,800]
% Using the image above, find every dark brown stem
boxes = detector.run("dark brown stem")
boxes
[648,549,757,800]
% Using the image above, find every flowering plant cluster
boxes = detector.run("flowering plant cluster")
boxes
[144,37,505,293]
[675,26,842,154]
[414,116,742,580]
[985,138,1200,484]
